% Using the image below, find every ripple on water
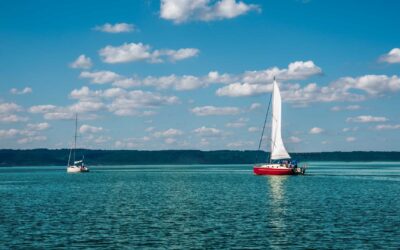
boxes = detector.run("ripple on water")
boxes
[0,163,399,249]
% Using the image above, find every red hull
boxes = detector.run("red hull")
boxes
[253,167,295,175]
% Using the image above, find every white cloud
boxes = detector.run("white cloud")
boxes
[248,126,259,132]
[331,105,361,111]
[141,74,205,90]
[107,90,179,116]
[0,102,27,123]
[215,61,322,97]
[165,138,177,144]
[375,124,400,130]
[193,126,222,137]
[309,127,324,134]
[99,42,199,64]
[114,137,151,149]
[346,115,388,123]
[249,103,261,110]
[70,54,92,69]
[29,105,58,114]
[217,82,272,97]
[10,87,32,95]
[227,140,254,148]
[379,48,400,64]
[333,75,400,95]
[288,136,302,143]
[160,0,260,24]
[342,127,358,132]
[80,71,121,84]
[346,137,356,142]
[94,23,135,33]
[0,129,20,138]
[70,101,105,113]
[68,86,179,117]
[0,114,28,123]
[0,102,22,113]
[157,48,200,62]
[27,122,50,131]
[226,117,247,128]
[79,124,103,134]
[153,128,183,137]
[17,136,46,144]
[191,106,241,116]
[0,123,48,144]
[43,112,74,120]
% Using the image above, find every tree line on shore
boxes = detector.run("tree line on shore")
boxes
[1,149,400,166]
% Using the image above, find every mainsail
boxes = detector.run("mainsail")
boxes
[270,80,291,160]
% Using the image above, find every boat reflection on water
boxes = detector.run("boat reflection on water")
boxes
[265,176,290,244]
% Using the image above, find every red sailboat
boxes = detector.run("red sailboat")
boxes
[253,79,306,175]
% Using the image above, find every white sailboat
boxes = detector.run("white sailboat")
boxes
[67,114,89,173]
[254,78,306,175]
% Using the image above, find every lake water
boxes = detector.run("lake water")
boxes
[0,162,399,249]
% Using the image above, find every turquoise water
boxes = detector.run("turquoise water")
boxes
[0,162,399,249]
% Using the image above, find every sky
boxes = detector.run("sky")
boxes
[1,0,400,152]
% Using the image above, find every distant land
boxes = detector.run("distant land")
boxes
[1,149,400,166]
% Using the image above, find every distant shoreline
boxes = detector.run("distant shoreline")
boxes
[1,149,400,166]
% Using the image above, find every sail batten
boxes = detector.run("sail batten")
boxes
[270,80,291,160]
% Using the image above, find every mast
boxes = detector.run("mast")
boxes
[73,113,77,163]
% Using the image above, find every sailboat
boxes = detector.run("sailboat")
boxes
[67,114,89,173]
[253,78,306,175]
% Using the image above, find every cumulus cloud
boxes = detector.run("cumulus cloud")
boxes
[160,0,260,23]
[29,105,57,114]
[27,122,50,131]
[331,105,361,111]
[248,126,260,132]
[99,42,199,64]
[227,140,254,148]
[191,106,241,116]
[0,128,20,138]
[346,137,356,142]
[10,87,32,95]
[375,124,400,130]
[68,86,179,117]
[216,61,322,97]
[153,128,184,137]
[342,127,358,132]
[217,82,272,97]
[226,117,247,128]
[379,48,400,64]
[0,114,28,123]
[0,123,48,144]
[249,103,262,110]
[80,71,122,84]
[333,75,400,96]
[17,136,46,144]
[193,126,222,137]
[0,102,22,113]
[288,136,302,143]
[79,124,103,134]
[70,54,92,69]
[309,127,324,134]
[94,23,135,33]
[0,102,28,123]
[346,115,388,123]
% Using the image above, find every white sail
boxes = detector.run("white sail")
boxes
[270,80,291,160]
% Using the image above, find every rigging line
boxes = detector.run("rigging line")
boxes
[255,92,272,164]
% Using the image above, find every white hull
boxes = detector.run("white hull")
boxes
[67,166,89,173]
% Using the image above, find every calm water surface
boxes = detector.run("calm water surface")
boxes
[0,162,399,249]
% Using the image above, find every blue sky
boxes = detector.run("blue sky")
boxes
[1,0,400,151]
